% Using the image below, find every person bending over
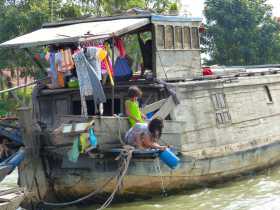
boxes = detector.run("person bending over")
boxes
[125,118,166,151]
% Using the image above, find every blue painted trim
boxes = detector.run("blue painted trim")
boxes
[151,15,202,22]
[0,125,22,144]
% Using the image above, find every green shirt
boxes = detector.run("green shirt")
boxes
[125,99,144,127]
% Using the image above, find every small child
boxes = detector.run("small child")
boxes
[125,86,146,127]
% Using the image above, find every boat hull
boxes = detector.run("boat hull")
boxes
[43,139,280,201]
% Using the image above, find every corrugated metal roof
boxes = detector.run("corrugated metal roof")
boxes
[0,18,150,48]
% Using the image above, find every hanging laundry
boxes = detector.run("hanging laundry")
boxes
[104,42,112,58]
[45,51,50,61]
[73,50,106,118]
[89,128,97,148]
[85,47,102,80]
[45,52,58,87]
[55,51,63,72]
[63,48,75,71]
[114,56,132,81]
[80,133,90,154]
[49,52,58,87]
[60,49,68,72]
[114,37,126,57]
[67,137,80,163]
[98,48,114,86]
[57,71,65,88]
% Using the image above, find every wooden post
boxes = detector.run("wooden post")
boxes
[17,107,49,209]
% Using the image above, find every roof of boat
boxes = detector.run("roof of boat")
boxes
[0,14,202,49]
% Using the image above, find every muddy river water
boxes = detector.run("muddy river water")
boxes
[2,167,280,210]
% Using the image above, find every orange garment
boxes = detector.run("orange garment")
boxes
[57,71,65,87]
[64,48,75,70]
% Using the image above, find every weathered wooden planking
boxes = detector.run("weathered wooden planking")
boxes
[141,98,167,114]
[50,115,186,150]
[152,96,176,119]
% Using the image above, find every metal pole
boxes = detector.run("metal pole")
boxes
[111,38,115,115]
[0,77,49,94]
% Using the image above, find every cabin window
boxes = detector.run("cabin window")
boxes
[216,111,231,125]
[156,25,165,49]
[175,26,183,49]
[211,93,227,110]
[183,27,191,49]
[211,93,232,126]
[165,25,174,49]
[72,100,96,115]
[264,85,273,103]
[191,27,199,49]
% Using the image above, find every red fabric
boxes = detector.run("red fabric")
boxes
[202,67,213,76]
[114,37,126,57]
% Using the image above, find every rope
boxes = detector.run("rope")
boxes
[41,174,115,207]
[155,158,167,197]
[40,148,133,209]
[97,148,133,210]
[116,115,125,145]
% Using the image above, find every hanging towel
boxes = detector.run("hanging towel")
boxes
[48,52,58,86]
[85,47,102,80]
[80,133,90,154]
[89,128,97,148]
[73,50,106,117]
[67,137,80,163]
[64,48,75,71]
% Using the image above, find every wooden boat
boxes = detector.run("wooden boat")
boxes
[0,120,24,183]
[0,188,24,210]
[2,12,280,208]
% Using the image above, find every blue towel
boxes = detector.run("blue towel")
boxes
[89,128,97,148]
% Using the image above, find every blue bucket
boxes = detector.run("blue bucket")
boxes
[146,112,154,119]
[159,148,180,169]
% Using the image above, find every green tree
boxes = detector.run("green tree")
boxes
[203,0,280,65]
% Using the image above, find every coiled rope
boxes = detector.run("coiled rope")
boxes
[40,148,133,209]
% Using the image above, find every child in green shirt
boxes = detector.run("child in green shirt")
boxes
[125,86,146,127]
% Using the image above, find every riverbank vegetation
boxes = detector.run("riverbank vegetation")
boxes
[203,0,280,65]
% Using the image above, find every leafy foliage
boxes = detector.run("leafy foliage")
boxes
[203,0,280,65]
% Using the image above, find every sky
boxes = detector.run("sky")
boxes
[181,0,280,18]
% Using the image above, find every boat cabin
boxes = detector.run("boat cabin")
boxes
[0,14,202,152]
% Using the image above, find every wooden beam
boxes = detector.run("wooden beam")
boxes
[152,96,176,119]
[141,98,167,114]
